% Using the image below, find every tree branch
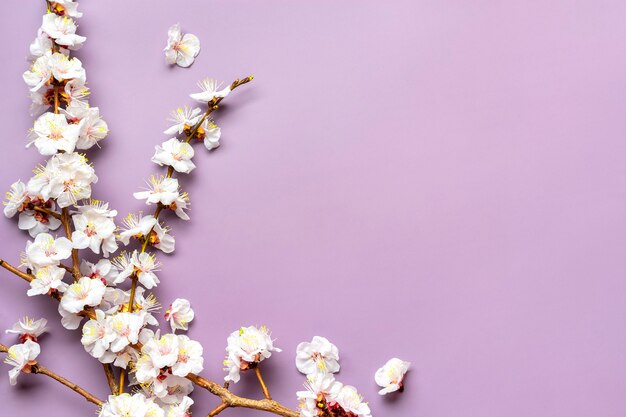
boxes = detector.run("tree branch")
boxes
[255,365,272,400]
[0,343,103,406]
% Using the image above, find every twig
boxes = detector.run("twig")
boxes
[207,402,228,417]
[60,207,81,279]
[102,363,118,394]
[255,365,272,400]
[0,343,103,406]
[32,206,62,220]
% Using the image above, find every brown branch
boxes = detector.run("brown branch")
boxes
[255,365,272,400]
[207,402,228,417]
[0,343,103,406]
[102,363,118,394]
[60,207,81,279]
[32,205,62,220]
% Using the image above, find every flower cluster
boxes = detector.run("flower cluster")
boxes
[223,325,282,383]
[3,318,46,385]
[2,3,411,417]
[295,337,372,417]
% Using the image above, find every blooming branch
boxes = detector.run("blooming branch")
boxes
[0,342,103,406]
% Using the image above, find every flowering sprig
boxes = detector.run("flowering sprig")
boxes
[0,1,410,417]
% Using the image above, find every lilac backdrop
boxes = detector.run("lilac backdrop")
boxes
[1,1,626,416]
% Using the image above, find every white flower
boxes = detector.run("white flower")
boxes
[64,105,108,149]
[81,310,115,360]
[49,53,85,82]
[60,276,106,313]
[3,180,29,218]
[134,176,181,206]
[150,222,176,254]
[143,334,179,369]
[29,28,55,59]
[170,193,190,221]
[71,203,118,256]
[28,152,98,208]
[80,259,119,286]
[119,213,157,245]
[163,396,193,417]
[164,24,200,68]
[223,325,281,383]
[197,119,221,151]
[5,317,48,343]
[164,106,201,136]
[375,357,410,395]
[296,336,340,376]
[135,351,159,384]
[41,14,86,49]
[25,233,72,268]
[58,303,83,329]
[335,385,371,417]
[133,288,161,326]
[49,0,83,18]
[23,54,52,92]
[64,78,90,106]
[27,265,68,296]
[153,374,193,405]
[190,78,230,103]
[28,112,80,155]
[152,138,196,174]
[112,251,161,289]
[108,312,144,352]
[3,340,40,386]
[165,298,194,333]
[99,393,164,417]
[171,335,203,377]
[18,205,63,238]
[296,373,343,417]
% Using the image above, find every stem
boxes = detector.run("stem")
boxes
[0,343,103,406]
[102,363,118,394]
[207,403,228,417]
[32,205,62,220]
[255,365,272,400]
[60,207,81,279]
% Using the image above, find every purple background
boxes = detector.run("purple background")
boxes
[1,1,626,416]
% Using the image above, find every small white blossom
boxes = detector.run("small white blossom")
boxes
[112,251,161,289]
[198,119,221,151]
[71,202,118,256]
[134,176,182,206]
[165,298,194,333]
[296,336,340,376]
[80,259,119,286]
[224,325,281,383]
[3,180,29,218]
[5,317,48,343]
[374,357,411,395]
[25,232,72,268]
[335,385,371,417]
[60,276,106,313]
[81,310,115,360]
[49,0,83,18]
[164,24,200,68]
[164,106,201,136]
[171,335,203,377]
[63,105,108,149]
[143,334,179,369]
[3,340,40,386]
[41,14,86,49]
[163,396,193,417]
[152,138,196,174]
[119,213,157,245]
[98,393,164,417]
[27,265,68,296]
[58,303,83,330]
[28,112,80,155]
[23,54,53,92]
[190,78,230,103]
[297,373,343,417]
[27,152,98,208]
[108,312,144,352]
[18,206,63,238]
[29,28,55,59]
[153,374,193,405]
[49,53,86,82]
